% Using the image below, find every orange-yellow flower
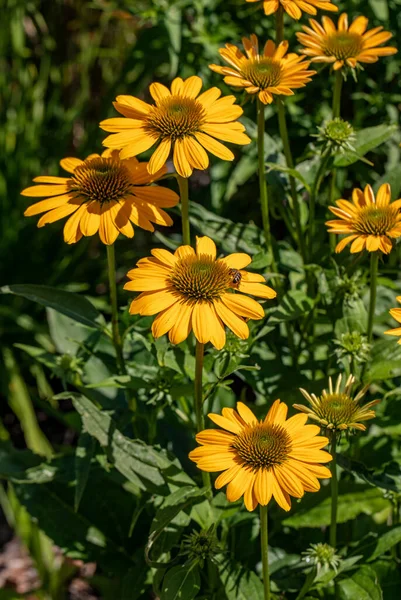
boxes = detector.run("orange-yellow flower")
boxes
[326,184,401,254]
[295,374,379,433]
[189,400,332,511]
[21,151,178,245]
[210,36,315,104]
[297,13,397,70]
[385,297,401,344]
[245,0,338,20]
[100,76,250,179]
[124,236,276,349]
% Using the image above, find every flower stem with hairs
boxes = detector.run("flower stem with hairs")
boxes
[195,341,212,498]
[367,251,379,343]
[260,505,271,600]
[177,175,191,245]
[329,434,338,548]
[106,244,125,375]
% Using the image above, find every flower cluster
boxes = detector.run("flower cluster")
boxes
[19,0,397,538]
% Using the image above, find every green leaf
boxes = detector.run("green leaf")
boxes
[74,431,95,512]
[161,566,200,600]
[13,473,136,576]
[351,526,401,563]
[368,0,388,20]
[266,162,311,192]
[339,566,383,600]
[364,339,401,382]
[337,454,398,492]
[146,486,206,566]
[334,125,398,168]
[267,290,314,324]
[189,201,263,255]
[218,559,264,600]
[284,486,390,529]
[3,347,53,458]
[151,487,205,535]
[373,164,401,199]
[71,393,168,493]
[0,284,103,329]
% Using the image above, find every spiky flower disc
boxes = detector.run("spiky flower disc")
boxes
[124,236,276,349]
[294,374,379,432]
[326,183,401,254]
[384,296,401,344]
[210,36,315,105]
[189,400,332,512]
[21,150,178,245]
[100,75,251,178]
[297,13,397,71]
[316,118,355,154]
[302,543,341,573]
[245,0,338,21]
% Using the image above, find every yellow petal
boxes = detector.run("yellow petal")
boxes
[168,302,193,345]
[214,300,249,339]
[63,204,87,244]
[149,82,171,104]
[37,202,80,227]
[173,138,192,178]
[196,236,216,259]
[255,469,273,506]
[60,157,84,173]
[182,75,203,98]
[236,402,258,425]
[219,253,252,269]
[151,248,177,267]
[79,202,101,236]
[21,184,70,197]
[148,139,171,174]
[151,301,183,338]
[221,293,264,319]
[238,281,277,299]
[129,290,178,316]
[24,194,73,216]
[194,132,234,161]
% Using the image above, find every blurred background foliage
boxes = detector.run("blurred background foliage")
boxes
[1,0,401,598]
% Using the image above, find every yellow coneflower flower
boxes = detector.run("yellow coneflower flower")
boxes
[189,400,332,512]
[245,0,338,20]
[124,236,276,349]
[294,374,379,432]
[326,183,401,254]
[384,297,401,343]
[21,151,178,245]
[100,76,251,179]
[209,36,316,105]
[297,13,397,71]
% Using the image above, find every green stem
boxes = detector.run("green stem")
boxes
[195,341,212,498]
[276,98,306,262]
[308,151,331,261]
[275,6,284,44]
[260,505,270,600]
[296,567,317,600]
[106,244,125,374]
[177,175,191,245]
[332,71,343,118]
[257,98,273,261]
[330,434,338,548]
[367,252,379,343]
